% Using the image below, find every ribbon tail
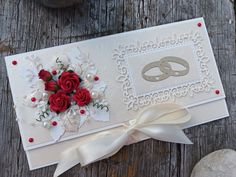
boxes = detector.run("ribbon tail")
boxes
[54,129,128,177]
[139,125,192,144]
[54,148,80,177]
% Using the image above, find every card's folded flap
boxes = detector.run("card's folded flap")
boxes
[5,17,228,152]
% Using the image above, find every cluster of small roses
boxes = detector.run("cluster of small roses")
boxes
[38,69,91,113]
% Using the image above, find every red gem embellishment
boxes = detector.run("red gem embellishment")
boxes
[52,70,57,75]
[197,22,202,27]
[28,138,34,143]
[80,109,85,114]
[52,121,57,126]
[12,60,17,65]
[94,76,99,81]
[31,97,36,102]
[215,89,220,95]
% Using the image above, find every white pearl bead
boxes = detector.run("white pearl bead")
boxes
[86,73,94,81]
[43,122,51,128]
[91,91,99,99]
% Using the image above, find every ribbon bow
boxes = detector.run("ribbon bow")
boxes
[54,103,192,177]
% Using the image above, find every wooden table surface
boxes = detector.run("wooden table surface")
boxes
[0,0,235,177]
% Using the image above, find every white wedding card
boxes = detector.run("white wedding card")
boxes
[5,18,229,170]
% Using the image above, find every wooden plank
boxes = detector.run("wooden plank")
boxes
[0,0,235,176]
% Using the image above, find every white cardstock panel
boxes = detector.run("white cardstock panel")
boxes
[5,17,227,151]
[126,43,201,95]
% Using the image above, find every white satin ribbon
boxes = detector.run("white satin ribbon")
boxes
[54,103,192,177]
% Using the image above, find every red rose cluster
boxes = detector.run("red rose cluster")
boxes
[38,69,91,113]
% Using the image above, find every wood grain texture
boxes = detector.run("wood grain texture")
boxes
[0,0,235,177]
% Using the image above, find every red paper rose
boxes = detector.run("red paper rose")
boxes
[45,81,59,92]
[58,71,80,93]
[73,88,91,106]
[49,91,70,113]
[38,69,52,81]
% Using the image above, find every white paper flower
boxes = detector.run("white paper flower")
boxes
[50,124,65,142]
[31,80,45,92]
[23,90,43,107]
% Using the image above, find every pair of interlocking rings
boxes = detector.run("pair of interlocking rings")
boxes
[141,57,190,82]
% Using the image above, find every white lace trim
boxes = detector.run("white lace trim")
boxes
[112,31,214,111]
